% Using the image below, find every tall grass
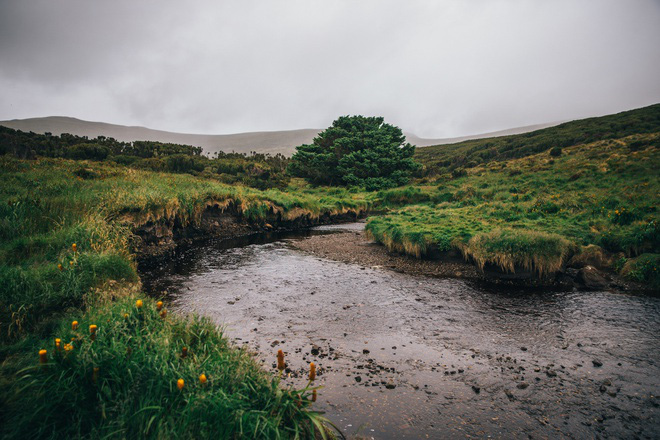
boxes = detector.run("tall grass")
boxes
[460,229,575,276]
[1,296,323,439]
[0,156,359,438]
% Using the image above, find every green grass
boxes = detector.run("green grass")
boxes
[0,156,363,438]
[368,133,659,279]
[618,253,660,290]
[1,295,323,439]
[2,104,659,437]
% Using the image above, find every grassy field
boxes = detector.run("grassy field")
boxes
[0,156,367,438]
[368,133,659,285]
[1,104,659,438]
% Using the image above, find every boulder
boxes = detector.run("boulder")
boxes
[576,266,609,290]
[567,245,611,270]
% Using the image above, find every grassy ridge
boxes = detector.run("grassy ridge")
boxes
[368,134,659,283]
[0,157,369,335]
[415,103,660,175]
[0,157,365,438]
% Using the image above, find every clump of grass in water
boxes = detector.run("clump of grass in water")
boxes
[460,229,576,277]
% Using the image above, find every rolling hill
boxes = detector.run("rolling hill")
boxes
[416,103,660,174]
[0,116,559,156]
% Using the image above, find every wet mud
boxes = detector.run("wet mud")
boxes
[141,223,660,439]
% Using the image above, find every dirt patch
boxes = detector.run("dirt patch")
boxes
[292,228,484,281]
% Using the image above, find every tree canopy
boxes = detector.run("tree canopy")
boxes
[287,115,420,190]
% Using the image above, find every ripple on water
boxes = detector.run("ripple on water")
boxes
[141,225,660,439]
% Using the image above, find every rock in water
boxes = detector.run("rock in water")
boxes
[576,266,609,290]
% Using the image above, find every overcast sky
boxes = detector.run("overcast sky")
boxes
[1,0,659,138]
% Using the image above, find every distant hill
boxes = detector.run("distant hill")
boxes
[415,103,660,174]
[0,117,318,156]
[0,116,560,156]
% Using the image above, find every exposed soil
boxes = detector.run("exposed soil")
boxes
[133,202,367,261]
[291,224,485,281]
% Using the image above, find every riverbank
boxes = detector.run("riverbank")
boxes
[293,224,651,292]
[0,157,367,439]
[293,224,484,281]
[367,134,659,291]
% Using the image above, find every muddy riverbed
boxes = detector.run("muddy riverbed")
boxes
[141,223,660,439]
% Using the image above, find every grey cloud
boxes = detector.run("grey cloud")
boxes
[1,0,659,138]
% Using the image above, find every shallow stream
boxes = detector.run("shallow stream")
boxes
[141,223,660,439]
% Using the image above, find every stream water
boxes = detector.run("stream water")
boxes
[141,223,660,439]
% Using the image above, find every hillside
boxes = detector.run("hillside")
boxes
[369,132,659,287]
[416,103,660,174]
[0,116,560,156]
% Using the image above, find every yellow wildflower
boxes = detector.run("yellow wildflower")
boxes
[72,243,77,252]
[89,324,97,341]
[199,374,207,385]
[72,320,78,330]
[177,379,184,390]
[277,349,285,371]
[309,362,316,382]
[156,301,163,311]
[39,349,47,364]
[57,263,63,271]
[135,299,143,309]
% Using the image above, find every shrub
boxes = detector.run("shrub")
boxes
[549,147,562,157]
[111,155,140,166]
[134,158,166,172]
[64,143,110,161]
[165,154,206,174]
[451,168,467,179]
